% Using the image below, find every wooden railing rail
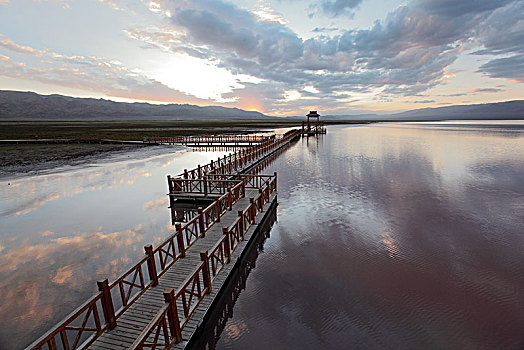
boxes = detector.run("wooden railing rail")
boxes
[177,262,210,328]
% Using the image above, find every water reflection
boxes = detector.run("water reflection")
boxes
[187,201,277,350]
[213,122,524,349]
[0,146,228,348]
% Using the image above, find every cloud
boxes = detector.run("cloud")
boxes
[0,34,208,103]
[477,55,524,82]
[4,0,523,113]
[314,0,364,17]
[139,0,519,110]
[413,99,435,104]
[473,1,524,83]
[470,88,503,93]
[0,34,42,56]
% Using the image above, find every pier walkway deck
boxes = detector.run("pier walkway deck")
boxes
[28,129,300,350]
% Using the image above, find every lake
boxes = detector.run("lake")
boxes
[1,121,523,349]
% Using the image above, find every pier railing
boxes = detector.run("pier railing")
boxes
[144,135,268,145]
[168,174,274,197]
[29,130,297,350]
[167,129,300,184]
[28,177,277,350]
[129,178,277,349]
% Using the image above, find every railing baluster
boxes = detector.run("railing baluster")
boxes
[198,207,205,238]
[200,251,212,294]
[163,288,182,343]
[222,227,231,263]
[97,279,116,330]
[175,223,185,258]
[144,244,158,287]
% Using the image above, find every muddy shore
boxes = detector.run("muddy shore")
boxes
[0,143,152,180]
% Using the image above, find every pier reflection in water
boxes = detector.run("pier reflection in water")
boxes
[187,203,276,350]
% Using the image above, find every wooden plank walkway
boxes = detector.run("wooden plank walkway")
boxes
[27,129,301,350]
[89,190,277,349]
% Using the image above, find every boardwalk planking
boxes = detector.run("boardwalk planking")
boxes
[89,190,277,349]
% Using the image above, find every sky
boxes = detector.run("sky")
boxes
[0,0,523,116]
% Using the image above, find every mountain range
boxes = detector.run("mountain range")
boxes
[324,100,524,121]
[0,90,523,121]
[0,90,268,120]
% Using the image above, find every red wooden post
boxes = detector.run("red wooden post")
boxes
[198,207,205,237]
[163,288,182,343]
[238,210,244,239]
[259,188,264,210]
[144,244,158,287]
[223,227,231,263]
[203,175,208,196]
[274,172,277,190]
[175,223,185,258]
[167,175,173,194]
[198,164,202,178]
[97,279,116,330]
[250,197,256,223]
[217,199,221,223]
[228,187,233,210]
[200,250,212,293]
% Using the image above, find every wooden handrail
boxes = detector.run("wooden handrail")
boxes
[30,130,296,349]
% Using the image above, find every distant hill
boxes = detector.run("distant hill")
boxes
[1,90,523,121]
[324,101,524,121]
[392,100,524,120]
[0,90,270,120]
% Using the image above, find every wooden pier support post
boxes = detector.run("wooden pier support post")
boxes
[167,175,173,194]
[198,164,202,178]
[238,210,244,239]
[249,197,256,224]
[144,244,158,287]
[259,188,264,211]
[222,227,231,263]
[198,207,205,237]
[163,288,182,343]
[200,250,212,294]
[228,187,233,210]
[175,223,185,258]
[203,175,208,196]
[97,279,116,330]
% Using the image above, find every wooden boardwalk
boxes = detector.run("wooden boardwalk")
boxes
[28,129,301,350]
[89,191,277,349]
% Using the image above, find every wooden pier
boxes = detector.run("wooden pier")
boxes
[28,129,301,350]
[144,135,270,147]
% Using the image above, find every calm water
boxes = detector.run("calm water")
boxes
[209,122,524,349]
[0,146,229,349]
[1,122,523,349]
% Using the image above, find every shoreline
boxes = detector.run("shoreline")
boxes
[0,143,181,181]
